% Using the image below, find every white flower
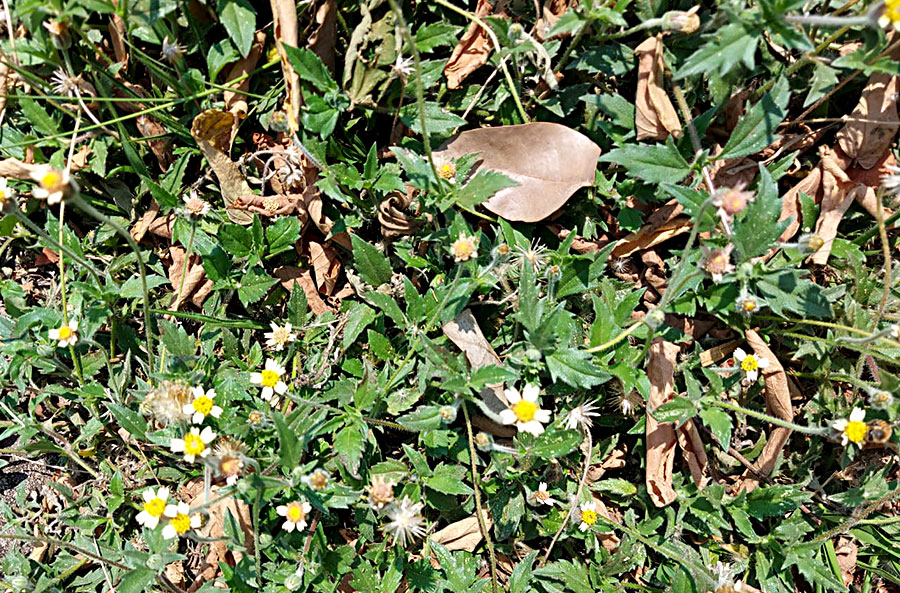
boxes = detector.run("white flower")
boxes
[435,157,456,184]
[0,177,14,212]
[49,319,79,348]
[532,482,558,506]
[162,501,201,539]
[250,358,288,405]
[366,475,395,511]
[701,244,735,283]
[182,190,210,221]
[499,384,552,436]
[733,347,770,383]
[578,500,599,532]
[264,322,297,352]
[135,486,169,529]
[450,233,478,262]
[564,399,600,431]
[276,499,312,532]
[833,407,868,446]
[392,55,414,80]
[31,167,76,205]
[161,36,185,64]
[381,496,426,547]
[514,239,549,271]
[170,426,216,463]
[182,386,223,425]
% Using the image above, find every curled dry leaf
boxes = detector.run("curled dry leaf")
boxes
[836,40,900,169]
[848,150,897,223]
[308,0,338,73]
[590,494,622,553]
[611,217,691,259]
[274,265,334,316]
[108,11,128,66]
[676,419,709,488]
[0,158,54,180]
[270,0,302,131]
[736,329,793,494]
[136,115,173,172]
[535,0,571,40]
[191,109,254,225]
[308,240,341,296]
[811,145,863,265]
[231,193,308,219]
[429,510,492,552]
[444,0,509,90]
[436,122,601,222]
[836,537,858,587]
[634,35,682,142]
[443,308,510,425]
[779,165,821,243]
[186,484,255,592]
[168,246,214,310]
[646,338,680,508]
[379,189,424,239]
[224,31,266,144]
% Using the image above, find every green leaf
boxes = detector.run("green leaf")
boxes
[699,407,732,451]
[599,140,691,184]
[732,165,789,261]
[717,77,790,160]
[651,396,697,425]
[106,402,147,440]
[145,179,178,210]
[351,234,392,286]
[217,0,256,58]
[416,22,462,52]
[425,463,474,495]
[237,267,278,307]
[266,216,300,256]
[545,348,610,389]
[220,224,253,257]
[676,22,759,80]
[397,405,444,431]
[117,567,156,593]
[454,169,518,209]
[509,551,538,593]
[273,411,301,469]
[19,96,58,136]
[593,478,638,496]
[367,290,407,327]
[756,271,832,318]
[283,44,339,92]
[531,428,583,459]
[343,302,377,349]
[399,102,466,135]
[334,423,364,475]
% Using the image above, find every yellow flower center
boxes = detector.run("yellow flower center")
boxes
[260,369,280,388]
[42,171,60,188]
[512,400,538,423]
[286,502,305,522]
[845,420,869,444]
[581,510,597,525]
[885,0,900,24]
[143,498,165,517]
[193,395,213,415]
[452,239,476,260]
[740,355,758,373]
[57,325,73,340]
[742,299,757,312]
[309,473,328,490]
[248,411,263,425]
[437,163,456,179]
[170,513,192,535]
[183,433,206,456]
[534,490,550,501]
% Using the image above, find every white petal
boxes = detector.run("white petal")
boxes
[69,320,78,331]
[183,403,195,415]
[250,373,263,385]
[200,426,216,442]
[757,357,771,369]
[504,388,522,404]
[49,329,60,340]
[190,515,202,528]
[211,406,223,418]
[579,523,589,532]
[184,453,195,463]
[539,482,548,490]
[302,501,312,513]
[262,386,274,400]
[191,386,204,398]
[164,504,178,517]
[158,487,169,500]
[265,358,278,372]
[144,514,160,529]
[850,408,866,422]
[534,409,551,423]
[162,525,177,539]
[142,490,155,503]
[276,505,287,517]
[734,348,747,362]
[274,381,288,395]
[192,411,204,424]
[177,502,190,514]
[296,519,307,531]
[518,421,545,435]
[833,419,848,431]
[170,439,186,452]
[499,409,517,425]
[522,384,541,402]
[746,370,758,382]
[283,520,296,532]
[135,510,150,526]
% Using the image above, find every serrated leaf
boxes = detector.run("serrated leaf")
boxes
[351,234,392,286]
[220,224,253,257]
[651,396,697,425]
[425,463,474,495]
[106,402,147,440]
[416,22,462,52]
[334,423,364,475]
[732,165,789,261]
[699,407,732,451]
[343,302,377,349]
[717,77,790,160]
[273,411,301,469]
[367,290,407,327]
[400,102,466,135]
[545,348,610,389]
[217,0,256,58]
[237,267,278,307]
[397,405,444,431]
[266,216,300,256]
[454,169,518,209]
[531,428,583,459]
[599,140,690,184]
[676,22,759,80]
[283,44,338,92]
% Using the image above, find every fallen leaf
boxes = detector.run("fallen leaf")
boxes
[108,7,128,66]
[308,240,341,296]
[191,109,254,225]
[646,338,680,507]
[736,329,793,493]
[811,146,861,265]
[187,484,255,592]
[429,510,492,552]
[634,35,682,141]
[836,41,900,169]
[590,494,622,553]
[270,0,302,132]
[0,158,53,180]
[612,217,692,259]
[308,0,338,74]
[224,31,266,145]
[436,122,601,222]
[443,308,509,414]
[35,248,59,266]
[136,115,173,172]
[168,246,213,310]
[379,189,425,239]
[274,265,333,315]
[676,419,709,488]
[535,0,571,40]
[778,165,822,243]
[231,193,307,219]
[443,0,509,89]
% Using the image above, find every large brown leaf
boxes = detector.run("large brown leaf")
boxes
[429,510,492,552]
[191,109,254,225]
[443,309,509,415]
[645,338,680,507]
[634,35,682,141]
[436,122,601,222]
[443,0,509,90]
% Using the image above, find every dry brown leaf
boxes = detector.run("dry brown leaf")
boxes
[836,41,900,169]
[709,154,757,190]
[634,35,681,141]
[168,246,213,309]
[535,0,570,40]
[779,166,822,243]
[0,158,53,180]
[191,109,254,225]
[0,61,11,120]
[811,146,860,265]
[676,420,709,488]
[443,0,509,89]
[187,485,255,592]
[274,265,333,315]
[224,31,266,145]
[271,0,302,132]
[736,329,793,493]
[429,510,492,552]
[436,122,601,222]
[849,151,897,224]
[308,240,341,296]
[835,537,858,587]
[646,338,680,507]
[308,0,338,74]
[136,115,173,172]
[108,10,128,66]
[612,217,692,259]
[231,193,307,219]
[443,309,509,413]
[590,494,622,553]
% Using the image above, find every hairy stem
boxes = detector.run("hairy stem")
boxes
[462,401,498,593]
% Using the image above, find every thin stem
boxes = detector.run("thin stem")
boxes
[0,534,129,570]
[784,14,871,27]
[72,195,155,370]
[13,211,106,285]
[462,401,498,593]
[874,186,891,326]
[542,429,592,566]
[584,321,641,353]
[812,487,900,544]
[658,198,715,311]
[712,400,827,435]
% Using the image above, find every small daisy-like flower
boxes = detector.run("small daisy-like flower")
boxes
[494,243,511,258]
[50,69,83,97]
[798,233,825,254]
[712,186,754,219]
[247,409,265,426]
[392,55,414,81]
[565,399,601,431]
[578,500,599,532]
[142,380,193,425]
[302,469,330,491]
[833,408,868,446]
[276,499,312,532]
[450,233,479,262]
[367,475,396,511]
[438,405,457,423]
[869,389,894,410]
[135,486,169,529]
[170,426,216,463]
[31,167,76,205]
[264,322,297,352]
[0,178,14,213]
[661,6,700,34]
[49,320,79,348]
[532,482,557,506]
[182,190,210,221]
[183,386,223,425]
[737,291,760,316]
[701,245,735,283]
[499,384,552,436]
[879,0,900,31]
[435,159,456,183]
[250,359,288,405]
[382,496,426,547]
[733,347,770,383]
[547,264,562,279]
[515,239,549,271]
[161,36,185,64]
[474,432,492,450]
[213,437,247,485]
[162,501,202,539]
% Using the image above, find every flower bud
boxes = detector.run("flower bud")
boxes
[644,308,666,330]
[661,7,700,34]
[474,432,493,451]
[798,233,825,254]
